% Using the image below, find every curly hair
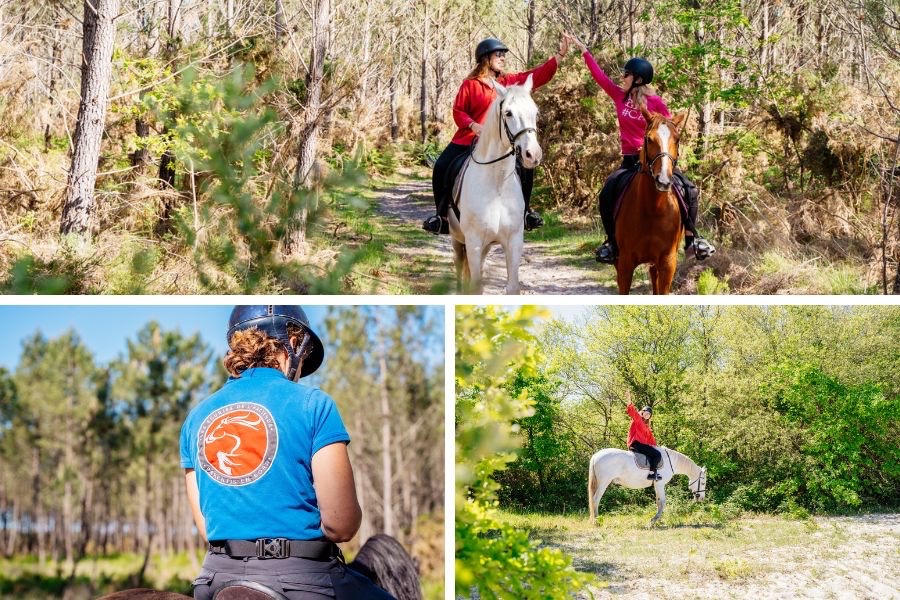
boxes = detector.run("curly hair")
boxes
[223,328,285,377]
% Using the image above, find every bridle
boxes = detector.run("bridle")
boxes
[690,469,706,500]
[470,96,537,165]
[641,121,679,177]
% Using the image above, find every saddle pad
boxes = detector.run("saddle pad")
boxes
[449,151,472,221]
[632,449,662,470]
[612,170,691,222]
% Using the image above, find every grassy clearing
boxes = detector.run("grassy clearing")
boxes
[0,550,200,599]
[499,507,822,594]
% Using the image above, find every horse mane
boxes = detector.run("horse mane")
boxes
[352,534,423,600]
[662,447,698,471]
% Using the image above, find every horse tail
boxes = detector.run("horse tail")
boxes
[587,456,597,521]
[352,534,423,600]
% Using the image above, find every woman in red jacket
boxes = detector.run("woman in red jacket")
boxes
[626,392,662,480]
[423,35,570,235]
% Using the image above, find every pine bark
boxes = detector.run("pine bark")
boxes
[60,0,120,237]
[284,0,329,254]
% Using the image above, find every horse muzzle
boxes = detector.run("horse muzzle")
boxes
[518,142,542,169]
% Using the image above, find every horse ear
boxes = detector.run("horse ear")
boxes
[493,80,508,97]
[523,73,533,93]
[640,103,653,123]
[671,111,687,133]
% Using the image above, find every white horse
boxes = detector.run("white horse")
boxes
[449,75,542,295]
[587,447,707,525]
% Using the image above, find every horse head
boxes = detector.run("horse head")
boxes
[493,75,541,169]
[639,105,687,193]
[692,466,708,501]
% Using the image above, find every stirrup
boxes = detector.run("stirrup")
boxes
[422,215,444,235]
[647,472,661,481]
[686,237,716,260]
[594,242,617,264]
[524,210,543,231]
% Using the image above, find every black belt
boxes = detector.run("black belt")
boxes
[209,538,341,560]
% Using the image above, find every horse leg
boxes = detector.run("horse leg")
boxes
[466,240,485,294]
[616,260,635,295]
[502,237,523,295]
[451,239,467,292]
[649,264,659,294]
[590,478,612,524]
[650,484,666,526]
[656,253,677,295]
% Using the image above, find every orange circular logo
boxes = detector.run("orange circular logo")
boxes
[197,403,278,486]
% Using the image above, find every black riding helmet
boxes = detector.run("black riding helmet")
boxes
[641,405,653,415]
[475,38,509,62]
[623,57,653,85]
[227,306,324,381]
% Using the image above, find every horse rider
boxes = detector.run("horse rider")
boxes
[422,34,570,235]
[626,391,662,481]
[180,306,394,600]
[566,34,716,264]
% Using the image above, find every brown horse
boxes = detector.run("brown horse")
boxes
[615,106,688,294]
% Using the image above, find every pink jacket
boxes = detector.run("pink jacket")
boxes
[581,51,670,155]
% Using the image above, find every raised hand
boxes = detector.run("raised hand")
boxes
[566,32,587,53]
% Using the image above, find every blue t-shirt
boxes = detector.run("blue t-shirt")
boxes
[179,368,350,541]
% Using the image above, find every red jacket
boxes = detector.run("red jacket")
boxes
[449,57,559,146]
[627,404,657,447]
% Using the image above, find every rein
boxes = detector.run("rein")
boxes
[470,97,536,165]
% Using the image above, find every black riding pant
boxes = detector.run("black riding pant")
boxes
[598,154,699,245]
[629,441,662,472]
[192,551,393,600]
[432,142,534,218]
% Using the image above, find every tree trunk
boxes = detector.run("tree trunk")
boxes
[526,0,535,65]
[419,0,429,144]
[60,0,120,237]
[274,0,287,42]
[378,330,394,535]
[44,20,62,153]
[284,0,329,255]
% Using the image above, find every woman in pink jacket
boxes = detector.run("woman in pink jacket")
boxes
[567,34,715,264]
[626,393,662,481]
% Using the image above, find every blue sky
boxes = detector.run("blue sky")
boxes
[0,305,442,372]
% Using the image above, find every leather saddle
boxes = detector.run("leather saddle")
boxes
[632,449,662,470]
[213,581,288,600]
[448,150,473,221]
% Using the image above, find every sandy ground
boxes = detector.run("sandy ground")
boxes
[374,179,613,295]
[568,514,900,600]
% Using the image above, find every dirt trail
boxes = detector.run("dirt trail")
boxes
[374,179,611,295]
[553,513,899,600]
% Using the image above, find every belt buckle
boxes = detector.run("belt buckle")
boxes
[256,537,289,559]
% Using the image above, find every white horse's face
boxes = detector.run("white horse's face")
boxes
[694,468,707,501]
[495,76,542,169]
[503,94,541,169]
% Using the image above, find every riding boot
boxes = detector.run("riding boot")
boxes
[595,239,617,264]
[647,470,661,481]
[423,215,443,234]
[519,161,543,230]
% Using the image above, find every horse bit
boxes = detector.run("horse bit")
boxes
[470,98,536,165]
[690,470,706,500]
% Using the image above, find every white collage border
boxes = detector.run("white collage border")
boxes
[2,292,898,600]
